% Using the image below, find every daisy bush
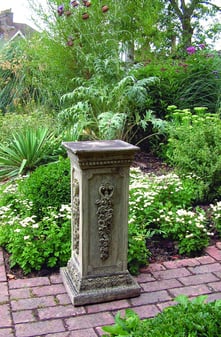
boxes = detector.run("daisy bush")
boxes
[156,208,210,255]
[0,179,71,274]
[128,167,213,267]
[210,201,221,237]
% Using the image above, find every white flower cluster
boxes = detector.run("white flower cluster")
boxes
[210,201,221,220]
[155,207,211,238]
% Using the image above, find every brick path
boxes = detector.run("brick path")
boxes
[1,243,221,337]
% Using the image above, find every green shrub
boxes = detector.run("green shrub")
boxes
[165,106,221,202]
[0,161,215,275]
[0,201,71,274]
[0,177,71,274]
[19,157,70,219]
[102,295,221,336]
[128,221,151,275]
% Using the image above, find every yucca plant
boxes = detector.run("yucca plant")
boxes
[0,127,61,180]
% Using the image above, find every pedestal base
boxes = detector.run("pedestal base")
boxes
[60,267,141,306]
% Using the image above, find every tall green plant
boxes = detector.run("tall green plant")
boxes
[59,70,164,143]
[134,48,221,117]
[0,127,61,180]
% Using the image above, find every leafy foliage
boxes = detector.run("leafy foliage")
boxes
[18,157,70,219]
[0,127,61,180]
[134,48,221,117]
[0,179,71,274]
[102,295,221,337]
[0,162,220,275]
[59,70,163,144]
[165,106,221,202]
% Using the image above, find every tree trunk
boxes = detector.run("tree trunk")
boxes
[181,15,194,48]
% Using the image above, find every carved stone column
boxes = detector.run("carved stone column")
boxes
[61,140,141,306]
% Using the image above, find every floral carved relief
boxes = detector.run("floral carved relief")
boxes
[96,182,114,260]
[72,177,80,255]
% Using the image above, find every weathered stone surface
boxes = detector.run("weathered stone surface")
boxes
[61,140,141,305]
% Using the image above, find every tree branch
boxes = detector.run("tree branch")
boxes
[169,0,183,18]
[200,1,221,11]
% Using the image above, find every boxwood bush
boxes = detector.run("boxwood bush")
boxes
[18,157,71,219]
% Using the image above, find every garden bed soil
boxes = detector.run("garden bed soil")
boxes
[2,152,216,279]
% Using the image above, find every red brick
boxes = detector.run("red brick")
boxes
[132,304,160,319]
[45,333,75,337]
[207,292,221,302]
[65,312,114,330]
[214,271,221,279]
[67,330,98,337]
[179,273,219,286]
[135,273,155,283]
[45,329,98,337]
[152,267,191,280]
[38,304,86,319]
[46,329,98,337]
[0,265,7,282]
[0,282,9,302]
[0,328,14,337]
[56,293,71,305]
[0,304,12,327]
[169,284,211,297]
[95,326,107,337]
[206,246,221,260]
[196,255,216,264]
[130,290,171,306]
[215,242,221,250]
[163,258,200,269]
[9,287,32,300]
[86,299,130,314]
[208,281,221,292]
[49,273,63,284]
[11,296,57,310]
[32,284,66,297]
[157,300,177,311]
[9,277,50,289]
[141,279,182,292]
[12,310,36,324]
[0,249,4,265]
[15,319,65,337]
[189,263,221,275]
[143,263,166,273]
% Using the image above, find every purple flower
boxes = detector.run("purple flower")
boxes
[199,44,205,49]
[57,5,64,16]
[70,0,79,6]
[186,46,196,55]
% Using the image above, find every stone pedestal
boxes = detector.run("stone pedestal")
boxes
[60,140,141,306]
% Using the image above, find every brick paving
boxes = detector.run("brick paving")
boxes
[1,243,221,337]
